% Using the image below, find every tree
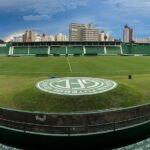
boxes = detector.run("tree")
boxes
[104,34,107,41]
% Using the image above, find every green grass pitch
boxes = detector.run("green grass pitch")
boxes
[0,56,150,112]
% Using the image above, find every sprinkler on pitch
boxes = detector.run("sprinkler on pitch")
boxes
[50,74,56,79]
[128,75,132,80]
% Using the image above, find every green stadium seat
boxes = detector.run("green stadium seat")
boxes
[0,44,9,55]
[13,47,28,55]
[85,46,104,55]
[106,46,121,55]
[50,47,66,55]
[122,43,130,54]
[29,47,48,55]
[11,43,150,56]
[67,46,83,55]
[122,44,150,55]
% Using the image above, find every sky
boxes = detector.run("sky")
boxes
[0,0,150,40]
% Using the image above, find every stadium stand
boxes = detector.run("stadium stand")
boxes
[13,46,48,55]
[130,44,150,55]
[85,46,104,55]
[122,43,131,54]
[9,42,150,56]
[122,43,150,55]
[67,46,83,55]
[50,46,66,55]
[116,138,150,150]
[106,46,121,55]
[0,144,20,150]
[13,47,28,55]
[0,44,9,55]
[29,47,48,55]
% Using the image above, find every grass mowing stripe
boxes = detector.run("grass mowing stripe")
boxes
[0,71,89,75]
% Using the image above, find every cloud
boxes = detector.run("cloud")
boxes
[27,0,88,21]
[3,31,24,42]
[23,15,52,21]
[1,0,150,39]
[103,0,150,16]
[0,0,88,21]
[0,0,35,11]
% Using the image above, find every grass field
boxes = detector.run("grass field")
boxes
[0,56,150,112]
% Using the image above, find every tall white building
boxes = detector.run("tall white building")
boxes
[123,25,133,43]
[69,23,85,41]
[81,23,99,41]
[23,30,36,42]
[69,23,99,41]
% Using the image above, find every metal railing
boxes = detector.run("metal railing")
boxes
[0,113,150,136]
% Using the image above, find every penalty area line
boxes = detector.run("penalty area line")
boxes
[67,57,73,73]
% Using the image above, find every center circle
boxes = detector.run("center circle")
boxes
[36,77,118,96]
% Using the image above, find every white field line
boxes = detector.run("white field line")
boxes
[67,57,73,73]
[68,61,78,63]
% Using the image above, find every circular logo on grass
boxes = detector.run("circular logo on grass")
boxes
[36,77,118,96]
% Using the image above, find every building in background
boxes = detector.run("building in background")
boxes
[134,37,150,43]
[41,34,51,42]
[49,35,55,41]
[55,33,68,41]
[81,23,99,41]
[35,34,42,42]
[6,30,68,42]
[69,23,85,41]
[23,30,36,42]
[69,23,99,41]
[13,36,23,42]
[123,24,133,43]
[99,31,109,42]
[108,36,115,42]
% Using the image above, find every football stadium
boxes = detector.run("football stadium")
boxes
[1,41,150,149]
